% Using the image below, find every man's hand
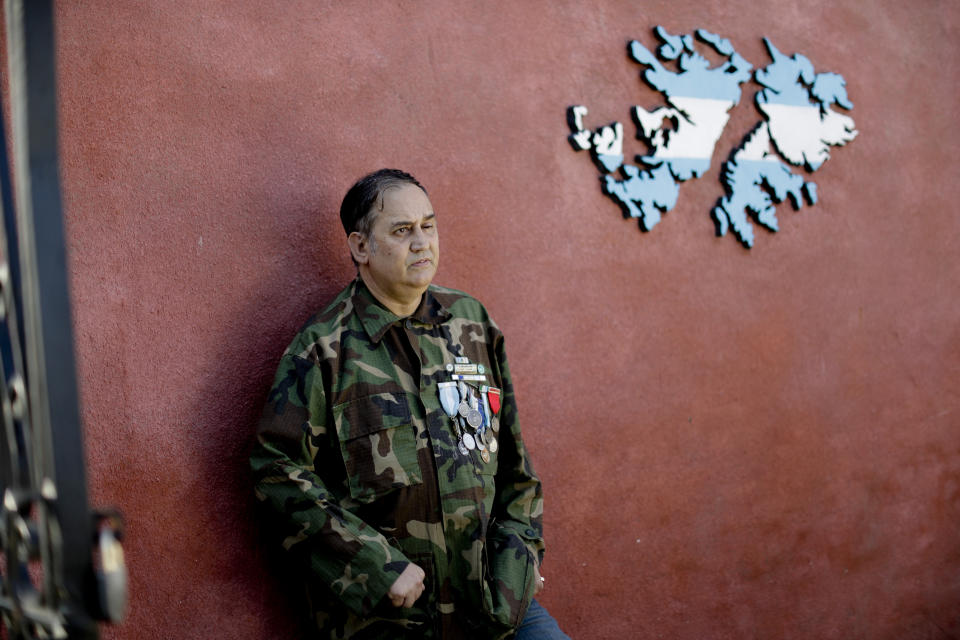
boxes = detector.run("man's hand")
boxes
[388,563,425,608]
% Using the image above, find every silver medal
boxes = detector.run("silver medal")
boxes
[466,387,483,429]
[457,381,471,417]
[466,408,483,429]
[488,436,498,453]
[462,432,476,450]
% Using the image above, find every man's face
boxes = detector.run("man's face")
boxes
[354,183,439,309]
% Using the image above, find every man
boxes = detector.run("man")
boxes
[251,169,569,639]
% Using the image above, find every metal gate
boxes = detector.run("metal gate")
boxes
[0,1,126,637]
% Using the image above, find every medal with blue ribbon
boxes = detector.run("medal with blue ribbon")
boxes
[439,381,469,455]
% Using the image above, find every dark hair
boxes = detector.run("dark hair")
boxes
[339,168,427,237]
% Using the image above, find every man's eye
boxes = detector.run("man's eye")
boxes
[394,227,409,235]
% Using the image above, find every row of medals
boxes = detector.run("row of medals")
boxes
[438,365,500,463]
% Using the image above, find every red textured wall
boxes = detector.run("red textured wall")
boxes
[48,1,959,638]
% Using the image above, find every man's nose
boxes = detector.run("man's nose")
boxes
[410,228,429,250]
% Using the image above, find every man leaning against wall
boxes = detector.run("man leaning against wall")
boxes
[251,169,571,639]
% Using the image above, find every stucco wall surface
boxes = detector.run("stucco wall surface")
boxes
[45,0,960,638]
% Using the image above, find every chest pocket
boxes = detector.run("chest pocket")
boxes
[333,392,423,503]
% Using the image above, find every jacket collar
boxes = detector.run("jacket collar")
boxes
[351,277,451,344]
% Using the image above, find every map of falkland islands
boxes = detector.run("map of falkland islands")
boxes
[567,27,858,248]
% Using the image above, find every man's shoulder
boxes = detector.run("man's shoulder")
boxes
[429,284,495,323]
[284,282,358,355]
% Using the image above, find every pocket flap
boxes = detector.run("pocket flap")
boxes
[334,392,412,439]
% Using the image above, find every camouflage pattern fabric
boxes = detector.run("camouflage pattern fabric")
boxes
[251,277,544,639]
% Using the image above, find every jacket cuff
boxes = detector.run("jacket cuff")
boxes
[317,538,412,616]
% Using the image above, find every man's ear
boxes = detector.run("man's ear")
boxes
[347,231,369,265]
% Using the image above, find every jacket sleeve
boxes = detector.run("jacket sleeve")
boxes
[250,350,412,616]
[490,333,545,565]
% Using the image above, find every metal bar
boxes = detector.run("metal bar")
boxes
[4,0,99,636]
[0,0,30,502]
[4,0,58,622]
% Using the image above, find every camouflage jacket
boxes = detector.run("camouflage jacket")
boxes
[251,277,544,639]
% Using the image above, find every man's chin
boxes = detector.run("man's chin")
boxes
[406,270,436,291]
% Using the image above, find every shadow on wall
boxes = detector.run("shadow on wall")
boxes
[183,231,350,637]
